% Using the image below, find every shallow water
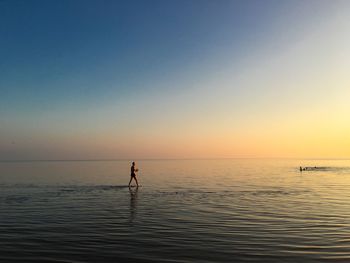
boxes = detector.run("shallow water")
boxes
[1,159,350,262]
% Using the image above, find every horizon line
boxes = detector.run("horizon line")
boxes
[1,157,350,163]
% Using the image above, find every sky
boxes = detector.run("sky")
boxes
[1,0,350,160]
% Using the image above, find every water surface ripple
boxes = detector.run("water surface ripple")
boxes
[1,159,350,262]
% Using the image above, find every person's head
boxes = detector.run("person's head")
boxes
[132,161,135,166]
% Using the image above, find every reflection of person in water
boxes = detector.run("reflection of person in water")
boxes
[129,186,138,223]
[128,161,139,187]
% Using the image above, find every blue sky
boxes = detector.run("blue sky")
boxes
[1,1,279,106]
[1,0,349,159]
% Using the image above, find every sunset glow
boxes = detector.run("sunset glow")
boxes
[1,0,350,160]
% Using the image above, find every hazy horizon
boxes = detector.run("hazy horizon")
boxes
[2,157,350,163]
[1,0,350,160]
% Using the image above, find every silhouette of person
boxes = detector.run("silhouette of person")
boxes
[128,161,139,187]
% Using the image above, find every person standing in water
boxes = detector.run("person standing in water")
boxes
[128,161,139,187]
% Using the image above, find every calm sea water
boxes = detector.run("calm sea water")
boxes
[1,159,350,262]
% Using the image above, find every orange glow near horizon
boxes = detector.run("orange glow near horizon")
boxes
[1,1,350,160]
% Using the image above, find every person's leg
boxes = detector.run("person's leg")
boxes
[134,177,139,187]
[128,177,133,187]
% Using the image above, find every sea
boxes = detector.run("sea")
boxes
[1,159,350,262]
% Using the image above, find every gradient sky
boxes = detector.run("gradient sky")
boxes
[1,0,350,160]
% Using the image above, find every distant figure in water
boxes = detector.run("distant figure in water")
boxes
[128,161,139,187]
[300,166,319,171]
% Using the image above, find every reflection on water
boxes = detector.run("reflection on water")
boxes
[129,187,138,224]
[1,159,350,262]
